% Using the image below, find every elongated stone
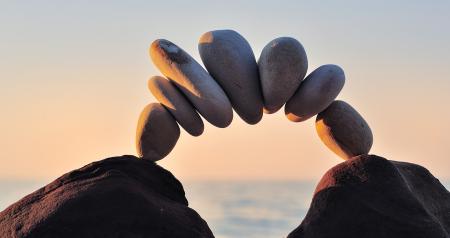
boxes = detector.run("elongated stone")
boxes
[136,103,180,161]
[285,64,345,122]
[315,100,373,160]
[150,39,233,128]
[199,30,263,124]
[148,76,204,136]
[258,37,308,114]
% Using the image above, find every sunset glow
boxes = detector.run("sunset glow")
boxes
[1,1,449,182]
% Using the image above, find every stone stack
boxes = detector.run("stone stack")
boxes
[137,29,373,161]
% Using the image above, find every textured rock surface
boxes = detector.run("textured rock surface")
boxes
[315,100,373,159]
[285,64,345,122]
[136,103,180,161]
[148,76,204,136]
[258,37,308,114]
[0,155,214,238]
[199,30,263,124]
[150,39,233,128]
[288,154,450,238]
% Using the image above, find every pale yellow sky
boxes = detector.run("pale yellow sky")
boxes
[1,1,449,181]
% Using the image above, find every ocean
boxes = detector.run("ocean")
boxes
[1,180,449,238]
[184,181,315,238]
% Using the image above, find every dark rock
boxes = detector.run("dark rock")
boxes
[0,155,214,238]
[288,154,450,238]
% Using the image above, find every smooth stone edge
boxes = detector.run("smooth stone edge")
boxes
[149,39,234,128]
[198,30,263,125]
[136,103,180,162]
[284,64,345,122]
[148,76,204,137]
[259,37,308,113]
[315,100,373,160]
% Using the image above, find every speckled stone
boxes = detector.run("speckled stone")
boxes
[199,30,263,124]
[136,103,180,161]
[285,64,345,122]
[258,37,308,114]
[150,39,233,128]
[315,100,373,160]
[148,76,204,136]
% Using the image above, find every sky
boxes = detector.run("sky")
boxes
[1,1,450,182]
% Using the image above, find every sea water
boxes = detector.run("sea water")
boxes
[1,180,449,238]
[184,181,315,238]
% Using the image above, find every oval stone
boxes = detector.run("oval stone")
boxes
[150,39,233,128]
[136,103,180,161]
[148,76,204,136]
[315,100,373,160]
[258,37,308,114]
[199,30,263,124]
[285,64,345,122]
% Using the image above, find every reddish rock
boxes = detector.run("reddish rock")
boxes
[0,155,214,238]
[288,155,450,238]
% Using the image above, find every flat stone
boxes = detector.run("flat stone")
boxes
[148,76,204,136]
[315,100,373,159]
[258,37,308,114]
[150,39,233,128]
[285,64,345,122]
[136,103,180,161]
[199,30,263,124]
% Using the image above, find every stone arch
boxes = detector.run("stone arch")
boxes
[136,30,373,162]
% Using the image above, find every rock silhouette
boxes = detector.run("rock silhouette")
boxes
[1,155,448,237]
[288,154,450,238]
[0,155,214,238]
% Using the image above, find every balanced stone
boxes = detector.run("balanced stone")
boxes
[150,39,233,128]
[136,103,180,161]
[148,76,204,136]
[199,30,263,124]
[285,64,345,122]
[258,37,308,114]
[315,100,373,160]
